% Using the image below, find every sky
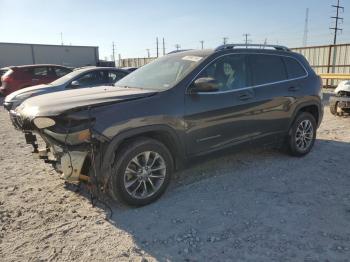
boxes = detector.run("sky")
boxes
[1,0,349,60]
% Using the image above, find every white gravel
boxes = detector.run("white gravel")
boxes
[0,92,349,261]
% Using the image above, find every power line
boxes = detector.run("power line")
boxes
[330,0,344,45]
[303,8,309,46]
[200,40,204,49]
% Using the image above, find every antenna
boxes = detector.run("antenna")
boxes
[303,8,309,46]
[330,0,344,45]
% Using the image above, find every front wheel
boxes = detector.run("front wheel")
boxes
[110,137,174,206]
[287,112,317,157]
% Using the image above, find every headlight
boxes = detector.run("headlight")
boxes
[33,117,56,129]
[43,128,91,145]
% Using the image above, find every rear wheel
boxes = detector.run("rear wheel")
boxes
[110,137,173,206]
[287,112,316,157]
[330,101,340,116]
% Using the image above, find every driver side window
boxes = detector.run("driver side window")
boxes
[74,72,97,86]
[197,55,247,91]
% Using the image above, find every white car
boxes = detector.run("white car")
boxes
[330,80,350,115]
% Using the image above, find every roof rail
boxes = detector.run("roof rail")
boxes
[167,49,193,55]
[215,44,290,52]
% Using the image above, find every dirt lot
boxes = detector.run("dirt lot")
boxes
[0,92,349,262]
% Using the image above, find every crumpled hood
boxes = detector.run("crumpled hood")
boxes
[17,85,157,119]
[5,84,50,102]
[334,80,350,94]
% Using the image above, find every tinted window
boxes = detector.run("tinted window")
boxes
[197,54,247,91]
[54,67,71,77]
[109,71,127,83]
[249,55,287,85]
[283,57,307,79]
[75,72,97,86]
[33,67,48,77]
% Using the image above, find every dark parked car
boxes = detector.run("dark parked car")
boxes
[12,44,323,206]
[4,67,129,111]
[0,64,72,96]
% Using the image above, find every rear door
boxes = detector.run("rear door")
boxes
[184,54,261,155]
[246,53,298,141]
[31,66,51,85]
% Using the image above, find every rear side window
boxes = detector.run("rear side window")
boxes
[249,54,287,86]
[283,57,307,79]
[109,71,127,83]
[54,67,71,77]
[33,67,48,77]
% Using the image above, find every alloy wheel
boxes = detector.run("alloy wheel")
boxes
[123,151,166,199]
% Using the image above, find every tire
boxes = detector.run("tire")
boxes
[110,137,174,206]
[330,101,338,115]
[287,112,317,157]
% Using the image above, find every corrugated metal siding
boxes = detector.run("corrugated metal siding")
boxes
[119,57,156,68]
[292,44,350,86]
[0,42,99,68]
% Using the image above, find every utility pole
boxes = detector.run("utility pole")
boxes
[60,32,63,45]
[200,40,204,50]
[243,33,251,47]
[156,37,159,57]
[175,44,181,51]
[303,8,309,46]
[112,42,116,63]
[118,54,121,67]
[222,37,229,45]
[330,0,344,45]
[162,38,165,55]
[146,49,150,58]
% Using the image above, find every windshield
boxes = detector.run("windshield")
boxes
[115,53,206,91]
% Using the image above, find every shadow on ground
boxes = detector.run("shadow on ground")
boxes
[70,138,350,261]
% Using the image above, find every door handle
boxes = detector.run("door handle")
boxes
[288,86,300,92]
[239,93,253,101]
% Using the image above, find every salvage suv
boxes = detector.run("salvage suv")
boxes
[12,44,323,206]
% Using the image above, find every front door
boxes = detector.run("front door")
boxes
[184,54,259,156]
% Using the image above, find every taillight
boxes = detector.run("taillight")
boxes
[1,69,14,87]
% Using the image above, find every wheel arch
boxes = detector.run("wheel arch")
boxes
[101,125,185,174]
[289,101,323,131]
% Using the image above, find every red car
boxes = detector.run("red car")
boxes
[0,64,72,96]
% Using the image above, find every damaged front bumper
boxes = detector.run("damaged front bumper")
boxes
[24,129,94,184]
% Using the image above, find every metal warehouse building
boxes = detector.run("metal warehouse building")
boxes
[0,42,99,68]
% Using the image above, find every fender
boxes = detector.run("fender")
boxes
[100,124,185,176]
[288,98,323,131]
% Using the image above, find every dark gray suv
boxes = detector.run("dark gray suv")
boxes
[12,44,323,206]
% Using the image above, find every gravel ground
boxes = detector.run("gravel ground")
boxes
[0,92,349,262]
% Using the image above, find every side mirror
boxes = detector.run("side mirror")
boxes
[191,77,219,93]
[70,80,80,88]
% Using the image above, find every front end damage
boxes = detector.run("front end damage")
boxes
[330,81,350,116]
[17,108,109,187]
